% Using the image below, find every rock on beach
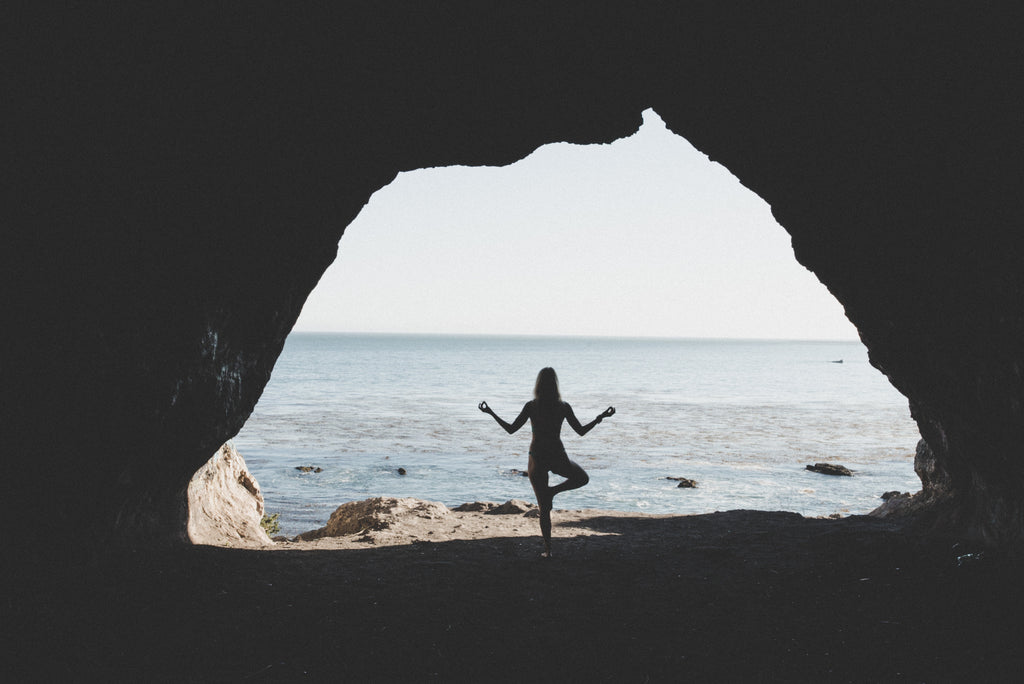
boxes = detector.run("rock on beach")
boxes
[806,463,853,476]
[187,443,273,548]
[490,499,536,514]
[453,499,537,514]
[296,497,451,541]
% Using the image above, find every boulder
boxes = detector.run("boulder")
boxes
[453,499,538,514]
[667,477,698,488]
[296,466,323,473]
[187,443,272,547]
[806,463,853,477]
[453,501,496,513]
[488,499,537,515]
[297,497,450,541]
[913,438,953,496]
[869,440,945,520]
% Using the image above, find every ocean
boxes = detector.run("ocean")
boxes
[232,333,922,537]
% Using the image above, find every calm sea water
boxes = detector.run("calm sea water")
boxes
[233,333,922,536]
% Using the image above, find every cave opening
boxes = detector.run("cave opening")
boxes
[225,109,921,540]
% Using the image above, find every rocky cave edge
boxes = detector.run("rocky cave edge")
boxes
[7,5,1024,558]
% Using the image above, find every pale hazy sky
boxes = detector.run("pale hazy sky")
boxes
[295,109,859,340]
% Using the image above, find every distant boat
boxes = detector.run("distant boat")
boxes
[831,359,843,363]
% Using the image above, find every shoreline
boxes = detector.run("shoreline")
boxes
[267,497,848,553]
[254,451,921,538]
[272,500,687,552]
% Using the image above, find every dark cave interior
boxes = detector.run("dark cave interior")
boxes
[5,4,1024,678]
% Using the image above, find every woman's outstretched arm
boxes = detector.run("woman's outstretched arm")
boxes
[479,401,530,435]
[565,404,615,436]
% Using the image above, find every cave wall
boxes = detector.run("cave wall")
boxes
[6,3,1024,549]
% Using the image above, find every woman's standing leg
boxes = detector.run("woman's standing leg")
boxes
[528,459,553,556]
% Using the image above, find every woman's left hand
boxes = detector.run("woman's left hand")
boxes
[600,406,616,420]
[478,401,491,414]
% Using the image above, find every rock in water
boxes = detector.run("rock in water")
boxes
[187,443,273,547]
[806,463,853,476]
[297,497,450,540]
[667,476,698,488]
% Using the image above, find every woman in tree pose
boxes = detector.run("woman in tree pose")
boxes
[479,367,615,557]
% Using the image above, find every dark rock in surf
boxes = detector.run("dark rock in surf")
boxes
[397,468,407,475]
[806,463,853,477]
[667,476,698,488]
[296,466,323,473]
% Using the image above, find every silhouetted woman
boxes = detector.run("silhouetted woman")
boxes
[479,367,615,557]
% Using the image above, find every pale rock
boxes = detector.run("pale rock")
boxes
[187,443,272,547]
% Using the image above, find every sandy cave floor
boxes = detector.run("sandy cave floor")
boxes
[6,506,1024,682]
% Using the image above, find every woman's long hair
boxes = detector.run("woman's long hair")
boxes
[533,367,561,403]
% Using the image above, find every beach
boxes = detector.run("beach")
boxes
[9,502,1022,681]
[280,499,672,551]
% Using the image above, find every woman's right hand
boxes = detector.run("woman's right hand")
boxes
[478,401,491,414]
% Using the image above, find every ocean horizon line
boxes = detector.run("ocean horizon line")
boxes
[286,330,862,344]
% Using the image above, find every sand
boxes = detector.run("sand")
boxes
[5,502,1024,681]
[280,499,652,552]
